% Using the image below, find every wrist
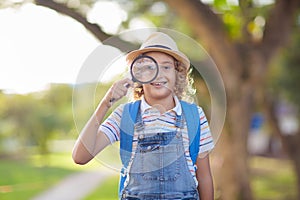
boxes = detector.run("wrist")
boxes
[103,98,112,109]
[95,98,111,117]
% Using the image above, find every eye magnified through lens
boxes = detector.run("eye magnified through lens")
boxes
[131,55,159,84]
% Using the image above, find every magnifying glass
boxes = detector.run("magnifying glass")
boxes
[130,55,159,84]
[110,55,159,102]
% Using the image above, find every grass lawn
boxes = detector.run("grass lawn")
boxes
[0,157,75,200]
[0,151,115,200]
[84,174,119,200]
[251,156,297,200]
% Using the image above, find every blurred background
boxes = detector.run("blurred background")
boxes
[0,0,299,200]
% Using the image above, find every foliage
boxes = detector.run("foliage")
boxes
[0,87,69,155]
[213,0,273,41]
[276,27,300,108]
[0,83,113,156]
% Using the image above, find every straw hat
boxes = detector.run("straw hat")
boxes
[126,32,190,71]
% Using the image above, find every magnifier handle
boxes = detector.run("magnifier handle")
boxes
[109,83,131,103]
[124,83,131,88]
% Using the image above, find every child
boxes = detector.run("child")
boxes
[72,32,214,200]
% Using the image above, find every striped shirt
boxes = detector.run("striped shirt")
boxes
[99,96,214,185]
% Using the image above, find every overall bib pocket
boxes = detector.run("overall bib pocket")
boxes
[137,132,183,181]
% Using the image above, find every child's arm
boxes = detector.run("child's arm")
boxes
[72,78,133,165]
[196,155,214,200]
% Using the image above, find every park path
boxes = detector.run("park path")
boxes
[31,170,116,200]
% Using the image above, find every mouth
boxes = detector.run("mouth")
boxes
[150,81,167,87]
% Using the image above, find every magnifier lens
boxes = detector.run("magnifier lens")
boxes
[131,56,158,84]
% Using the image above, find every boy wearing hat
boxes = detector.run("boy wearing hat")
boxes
[73,32,214,200]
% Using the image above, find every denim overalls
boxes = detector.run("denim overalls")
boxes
[121,110,199,200]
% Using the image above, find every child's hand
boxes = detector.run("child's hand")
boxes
[104,78,133,107]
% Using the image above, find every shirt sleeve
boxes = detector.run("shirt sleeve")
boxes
[198,106,215,153]
[99,104,125,143]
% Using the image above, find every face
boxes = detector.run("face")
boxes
[142,51,177,103]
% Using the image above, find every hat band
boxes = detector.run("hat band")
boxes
[144,45,172,50]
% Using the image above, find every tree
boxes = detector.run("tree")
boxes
[1,87,73,156]
[3,0,300,199]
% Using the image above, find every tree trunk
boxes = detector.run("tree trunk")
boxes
[212,78,255,200]
[223,83,254,200]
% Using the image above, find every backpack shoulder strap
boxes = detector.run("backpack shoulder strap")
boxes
[180,100,201,165]
[119,100,141,167]
[119,100,141,195]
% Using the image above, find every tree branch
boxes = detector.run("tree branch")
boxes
[34,0,137,52]
[261,0,300,60]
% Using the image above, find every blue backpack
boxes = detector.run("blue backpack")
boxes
[118,100,201,195]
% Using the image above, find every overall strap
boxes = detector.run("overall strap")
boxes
[180,100,201,165]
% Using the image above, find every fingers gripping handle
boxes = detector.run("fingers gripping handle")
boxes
[109,83,131,103]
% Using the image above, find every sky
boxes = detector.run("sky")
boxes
[0,3,98,94]
[0,2,139,94]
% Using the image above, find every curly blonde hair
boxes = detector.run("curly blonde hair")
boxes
[131,54,195,102]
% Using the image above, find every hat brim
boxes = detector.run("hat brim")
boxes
[126,47,190,71]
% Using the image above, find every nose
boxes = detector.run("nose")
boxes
[154,67,165,80]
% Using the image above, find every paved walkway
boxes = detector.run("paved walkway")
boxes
[31,170,115,200]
